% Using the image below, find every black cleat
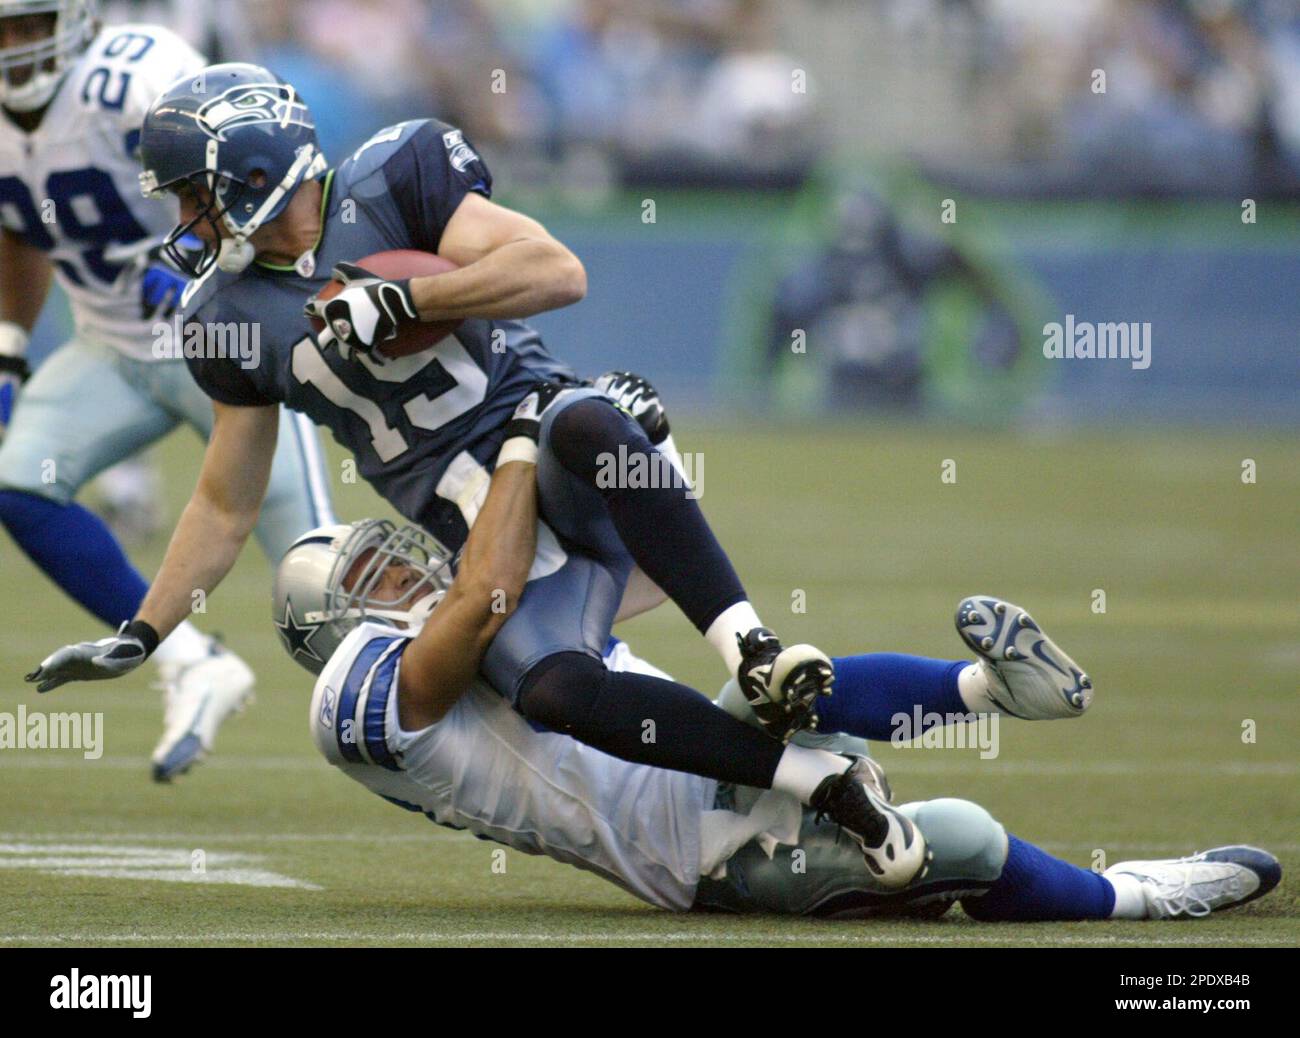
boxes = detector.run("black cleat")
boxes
[735,627,834,742]
[810,757,930,889]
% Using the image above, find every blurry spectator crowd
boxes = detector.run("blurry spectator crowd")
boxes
[105,0,820,191]
[882,0,1300,197]
[102,0,1300,197]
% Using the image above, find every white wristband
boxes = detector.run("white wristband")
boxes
[0,321,29,359]
[496,436,538,467]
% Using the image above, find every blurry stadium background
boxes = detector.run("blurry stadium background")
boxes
[31,0,1300,421]
[2,0,1297,945]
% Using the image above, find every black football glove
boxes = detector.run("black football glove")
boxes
[502,382,572,444]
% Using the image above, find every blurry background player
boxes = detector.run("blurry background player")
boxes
[765,186,1029,413]
[267,487,1281,921]
[0,1,332,780]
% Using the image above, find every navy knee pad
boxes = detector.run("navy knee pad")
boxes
[548,396,650,488]
[516,651,608,733]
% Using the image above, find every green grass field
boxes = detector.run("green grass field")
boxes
[0,421,1295,946]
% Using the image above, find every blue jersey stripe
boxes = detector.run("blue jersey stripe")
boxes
[336,636,399,763]
[363,646,404,771]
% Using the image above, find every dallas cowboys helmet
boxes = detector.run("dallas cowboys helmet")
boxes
[0,0,98,112]
[273,520,455,676]
[138,62,326,277]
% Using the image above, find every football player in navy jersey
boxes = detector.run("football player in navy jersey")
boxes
[27,63,1089,878]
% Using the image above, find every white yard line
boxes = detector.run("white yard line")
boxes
[0,830,456,844]
[0,841,321,890]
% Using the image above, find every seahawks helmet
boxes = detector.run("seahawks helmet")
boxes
[273,520,455,676]
[0,0,97,112]
[138,62,326,277]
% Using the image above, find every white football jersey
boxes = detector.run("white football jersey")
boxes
[0,24,204,360]
[311,623,717,911]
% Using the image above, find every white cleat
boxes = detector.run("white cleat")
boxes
[1104,846,1282,919]
[735,627,834,742]
[955,596,1092,719]
[151,645,255,782]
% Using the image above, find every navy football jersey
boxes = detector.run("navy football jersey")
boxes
[182,119,576,550]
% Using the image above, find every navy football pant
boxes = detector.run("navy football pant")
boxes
[481,388,785,789]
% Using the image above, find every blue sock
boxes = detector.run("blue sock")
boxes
[962,834,1115,921]
[0,490,148,627]
[817,653,969,740]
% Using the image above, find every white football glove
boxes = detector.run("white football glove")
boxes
[594,370,670,445]
[26,621,154,693]
[304,262,418,356]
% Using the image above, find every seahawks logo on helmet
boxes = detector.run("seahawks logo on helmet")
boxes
[196,83,314,142]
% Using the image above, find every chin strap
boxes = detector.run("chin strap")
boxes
[216,145,328,273]
[215,238,256,273]
[405,592,444,630]
[0,64,69,113]
[0,321,29,359]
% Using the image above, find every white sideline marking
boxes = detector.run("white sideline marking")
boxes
[0,842,320,890]
[0,931,1290,947]
[0,830,453,844]
[880,759,1300,777]
[0,755,319,770]
[46,868,314,888]
[1039,841,1300,854]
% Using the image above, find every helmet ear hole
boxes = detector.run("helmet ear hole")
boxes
[248,169,268,189]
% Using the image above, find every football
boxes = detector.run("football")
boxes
[309,249,463,358]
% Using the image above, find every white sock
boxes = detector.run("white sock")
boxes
[151,621,212,669]
[957,662,997,714]
[771,744,848,805]
[704,600,764,677]
[1106,873,1149,919]
[656,433,687,481]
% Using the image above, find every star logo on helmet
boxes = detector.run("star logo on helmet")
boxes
[275,597,324,665]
